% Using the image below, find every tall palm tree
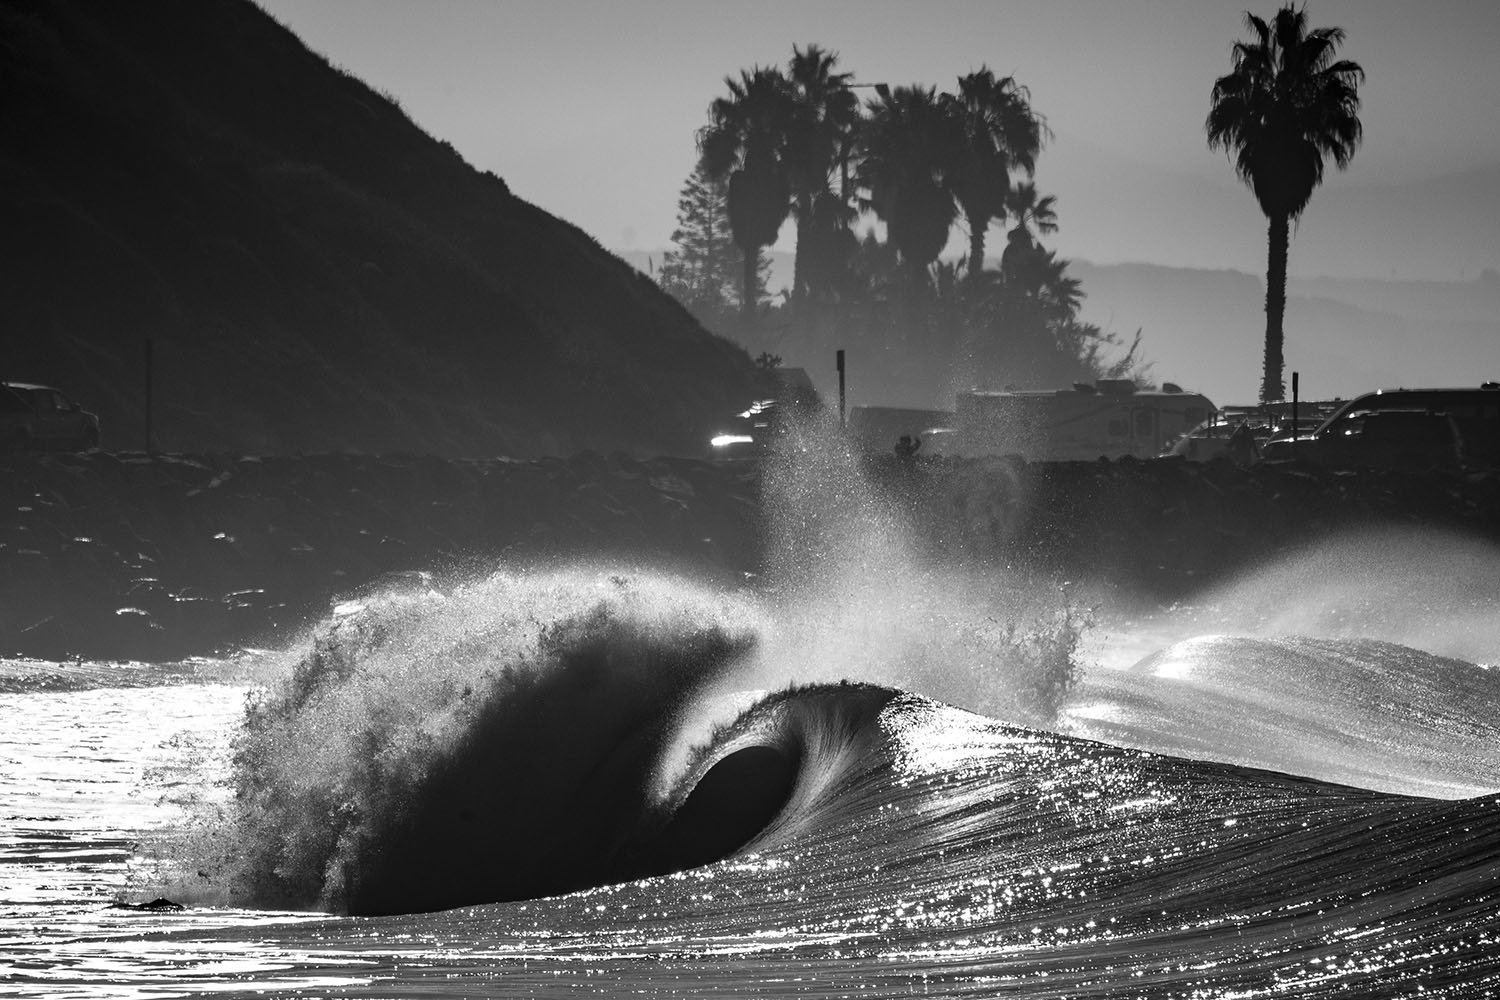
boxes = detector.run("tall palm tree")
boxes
[855,84,961,292]
[1207,4,1363,402]
[945,68,1046,287]
[699,67,796,320]
[784,44,860,302]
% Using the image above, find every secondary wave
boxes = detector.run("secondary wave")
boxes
[1065,634,1500,798]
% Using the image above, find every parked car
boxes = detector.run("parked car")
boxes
[708,367,821,459]
[1,382,101,452]
[1164,401,1340,463]
[1163,407,1259,462]
[1262,386,1499,472]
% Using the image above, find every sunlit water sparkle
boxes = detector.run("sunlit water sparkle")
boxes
[3,594,1499,999]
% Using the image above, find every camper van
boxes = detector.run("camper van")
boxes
[951,380,1215,461]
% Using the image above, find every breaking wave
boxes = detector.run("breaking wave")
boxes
[177,550,1086,917]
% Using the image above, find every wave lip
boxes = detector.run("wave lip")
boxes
[651,682,899,864]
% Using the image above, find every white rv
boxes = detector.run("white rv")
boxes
[952,380,1215,460]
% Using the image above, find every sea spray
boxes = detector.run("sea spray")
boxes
[1193,524,1500,665]
[748,414,1090,727]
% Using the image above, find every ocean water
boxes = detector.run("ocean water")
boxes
[4,445,1500,998]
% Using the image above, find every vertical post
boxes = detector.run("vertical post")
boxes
[144,338,154,456]
[1291,370,1300,447]
[836,349,846,429]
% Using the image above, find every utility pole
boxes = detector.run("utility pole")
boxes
[1291,371,1300,448]
[836,349,846,429]
[144,338,154,456]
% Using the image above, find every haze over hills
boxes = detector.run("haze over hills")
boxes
[620,249,1499,410]
[619,114,1500,410]
[1039,129,1500,284]
[1068,262,1500,407]
[1,0,754,457]
[986,132,1500,405]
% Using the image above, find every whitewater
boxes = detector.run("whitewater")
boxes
[4,438,1500,998]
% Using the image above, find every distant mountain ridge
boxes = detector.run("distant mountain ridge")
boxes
[1040,125,1500,285]
[2,0,754,456]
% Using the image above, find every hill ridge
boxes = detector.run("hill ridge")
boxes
[1,0,753,457]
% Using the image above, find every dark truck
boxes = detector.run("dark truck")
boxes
[1261,385,1499,472]
[1,382,102,452]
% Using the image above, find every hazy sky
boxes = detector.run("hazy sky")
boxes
[257,0,1500,280]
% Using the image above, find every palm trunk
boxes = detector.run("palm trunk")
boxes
[966,217,987,289]
[1261,213,1290,402]
[741,245,759,322]
[791,194,812,302]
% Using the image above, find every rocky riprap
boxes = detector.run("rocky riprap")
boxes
[0,451,759,660]
[2,450,1496,661]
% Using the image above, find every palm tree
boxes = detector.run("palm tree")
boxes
[945,68,1046,287]
[1030,247,1083,322]
[699,67,796,320]
[1207,4,1363,402]
[1000,181,1058,277]
[784,44,860,302]
[855,84,961,292]
[799,188,859,301]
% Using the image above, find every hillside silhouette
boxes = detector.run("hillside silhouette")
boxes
[1,0,755,457]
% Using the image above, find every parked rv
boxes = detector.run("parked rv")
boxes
[1262,385,1500,471]
[950,380,1215,461]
